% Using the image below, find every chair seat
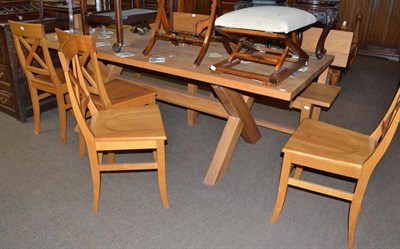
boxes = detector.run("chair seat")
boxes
[104,79,156,107]
[33,67,68,91]
[89,104,167,142]
[284,119,375,171]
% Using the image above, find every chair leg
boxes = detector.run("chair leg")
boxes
[79,131,86,157]
[293,165,303,179]
[348,201,362,249]
[347,181,368,249]
[56,94,67,144]
[89,150,101,213]
[270,154,293,224]
[329,68,341,86]
[30,89,41,135]
[107,152,115,164]
[156,140,169,209]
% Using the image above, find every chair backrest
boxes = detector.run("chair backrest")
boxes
[58,38,98,145]
[8,20,63,89]
[55,28,112,109]
[350,13,363,49]
[301,27,353,68]
[366,87,400,171]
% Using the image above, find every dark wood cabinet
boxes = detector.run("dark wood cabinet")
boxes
[0,24,21,119]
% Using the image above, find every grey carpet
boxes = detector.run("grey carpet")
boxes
[1,55,399,249]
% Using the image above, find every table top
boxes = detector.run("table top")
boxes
[46,28,333,101]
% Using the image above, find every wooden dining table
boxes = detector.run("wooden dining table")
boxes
[46,28,333,186]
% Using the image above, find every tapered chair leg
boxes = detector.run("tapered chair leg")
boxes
[348,180,369,249]
[31,89,41,135]
[79,131,85,157]
[107,152,115,164]
[270,154,293,224]
[156,140,169,209]
[56,94,68,144]
[294,165,303,179]
[91,165,101,213]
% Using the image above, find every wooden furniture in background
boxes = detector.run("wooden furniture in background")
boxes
[58,37,169,213]
[293,0,341,59]
[328,13,363,85]
[177,0,212,14]
[9,21,71,144]
[301,27,353,85]
[270,87,400,249]
[345,13,362,73]
[221,0,237,13]
[143,0,227,67]
[338,0,399,61]
[55,29,156,155]
[233,0,286,10]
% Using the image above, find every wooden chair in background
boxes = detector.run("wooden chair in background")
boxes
[270,87,400,249]
[55,29,156,156]
[328,13,363,85]
[301,26,353,85]
[143,0,229,67]
[58,37,169,212]
[9,20,72,144]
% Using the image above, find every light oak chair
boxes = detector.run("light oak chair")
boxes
[55,28,156,156]
[58,37,169,212]
[9,20,72,144]
[55,28,156,110]
[270,87,400,249]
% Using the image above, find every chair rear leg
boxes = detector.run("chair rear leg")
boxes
[79,131,86,157]
[293,165,303,179]
[270,154,293,224]
[56,94,67,144]
[107,152,116,164]
[30,89,41,135]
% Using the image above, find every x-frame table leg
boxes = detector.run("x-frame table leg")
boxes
[203,85,261,185]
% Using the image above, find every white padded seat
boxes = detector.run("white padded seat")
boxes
[215,6,317,33]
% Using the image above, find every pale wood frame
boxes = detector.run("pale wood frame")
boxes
[9,20,72,144]
[58,37,169,212]
[55,29,156,156]
[270,87,400,249]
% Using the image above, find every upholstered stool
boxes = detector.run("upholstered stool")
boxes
[211,6,316,85]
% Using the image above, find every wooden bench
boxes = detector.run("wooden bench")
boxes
[291,82,341,123]
[186,82,340,134]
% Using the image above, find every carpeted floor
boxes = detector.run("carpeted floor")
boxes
[1,55,399,249]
